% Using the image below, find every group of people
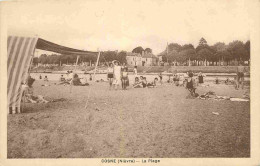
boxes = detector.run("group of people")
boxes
[107,61,130,90]
[133,76,159,88]
[37,61,247,93]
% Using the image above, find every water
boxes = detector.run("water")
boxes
[31,72,250,84]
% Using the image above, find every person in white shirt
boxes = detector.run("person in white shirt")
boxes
[112,60,121,90]
[133,66,138,78]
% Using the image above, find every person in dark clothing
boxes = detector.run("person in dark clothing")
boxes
[198,72,204,84]
[186,71,197,96]
[72,74,89,86]
[27,75,35,88]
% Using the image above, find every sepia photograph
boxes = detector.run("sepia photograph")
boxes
[1,0,259,163]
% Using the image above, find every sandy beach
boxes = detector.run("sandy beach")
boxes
[8,80,250,158]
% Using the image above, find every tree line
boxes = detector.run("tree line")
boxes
[33,38,250,66]
[160,38,250,66]
[33,50,128,66]
[33,46,153,66]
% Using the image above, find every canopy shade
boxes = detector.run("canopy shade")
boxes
[7,35,99,114]
[36,38,99,56]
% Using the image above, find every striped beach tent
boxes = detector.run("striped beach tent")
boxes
[7,36,38,114]
[7,36,98,114]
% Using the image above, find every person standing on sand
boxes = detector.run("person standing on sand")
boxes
[112,61,121,90]
[107,63,114,90]
[133,66,138,78]
[121,68,128,90]
[236,62,246,89]
[198,72,205,84]
[89,74,92,81]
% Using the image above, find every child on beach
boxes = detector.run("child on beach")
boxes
[186,71,197,96]
[121,68,128,90]
[107,63,114,89]
[133,77,143,88]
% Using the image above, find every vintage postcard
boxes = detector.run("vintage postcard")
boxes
[0,0,260,165]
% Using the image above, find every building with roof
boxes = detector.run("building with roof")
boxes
[126,51,158,66]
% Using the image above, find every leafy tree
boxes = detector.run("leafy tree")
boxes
[132,46,144,54]
[117,51,127,64]
[212,42,226,52]
[244,40,250,61]
[181,44,194,51]
[167,50,179,62]
[168,43,182,52]
[197,48,214,61]
[144,48,152,53]
[198,37,207,46]
[227,40,247,61]
[179,48,196,61]
[102,51,117,62]
[39,54,48,64]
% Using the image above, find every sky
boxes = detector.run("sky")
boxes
[4,0,251,55]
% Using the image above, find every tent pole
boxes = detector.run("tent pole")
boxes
[84,51,100,109]
[93,51,101,81]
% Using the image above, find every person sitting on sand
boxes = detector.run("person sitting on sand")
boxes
[174,74,180,86]
[133,77,143,88]
[225,77,231,85]
[59,75,66,82]
[167,75,171,83]
[141,77,147,88]
[27,75,35,87]
[67,71,73,82]
[44,76,48,81]
[22,76,49,103]
[121,68,128,90]
[72,74,89,86]
[147,78,159,88]
[178,74,184,86]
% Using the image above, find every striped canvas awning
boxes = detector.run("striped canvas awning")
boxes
[7,36,38,114]
[7,36,98,114]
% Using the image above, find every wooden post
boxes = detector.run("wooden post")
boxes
[93,51,101,81]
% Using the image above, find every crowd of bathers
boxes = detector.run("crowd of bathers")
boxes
[34,62,247,94]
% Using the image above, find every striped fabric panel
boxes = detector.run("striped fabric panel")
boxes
[7,36,38,113]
